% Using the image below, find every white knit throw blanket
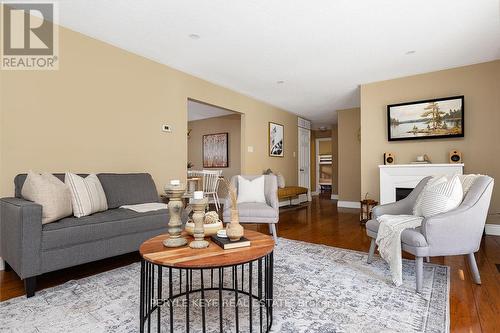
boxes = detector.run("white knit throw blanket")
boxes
[376,214,424,286]
[120,202,167,213]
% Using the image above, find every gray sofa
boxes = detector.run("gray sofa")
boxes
[0,173,171,298]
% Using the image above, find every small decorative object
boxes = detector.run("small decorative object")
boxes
[360,193,378,224]
[269,122,284,157]
[204,211,219,224]
[412,154,431,164]
[187,161,194,169]
[217,229,227,238]
[184,210,223,236]
[203,132,229,168]
[189,197,210,249]
[387,95,464,141]
[163,180,188,248]
[222,178,244,241]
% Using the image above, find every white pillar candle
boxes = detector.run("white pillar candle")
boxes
[170,179,180,186]
[193,191,204,200]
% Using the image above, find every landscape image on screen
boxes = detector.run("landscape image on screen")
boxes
[389,98,463,140]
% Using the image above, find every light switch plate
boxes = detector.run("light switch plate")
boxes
[247,146,254,153]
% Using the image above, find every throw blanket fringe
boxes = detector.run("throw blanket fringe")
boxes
[376,214,424,286]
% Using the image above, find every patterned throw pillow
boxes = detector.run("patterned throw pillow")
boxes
[65,173,108,217]
[413,175,463,218]
[21,171,73,224]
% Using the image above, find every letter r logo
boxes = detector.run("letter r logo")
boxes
[2,3,54,55]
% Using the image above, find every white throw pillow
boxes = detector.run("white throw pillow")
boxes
[413,175,463,218]
[21,171,73,224]
[458,174,480,195]
[65,173,108,217]
[237,176,266,204]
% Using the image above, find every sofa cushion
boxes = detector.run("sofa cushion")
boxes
[41,208,169,250]
[237,202,278,219]
[366,218,428,247]
[97,173,159,209]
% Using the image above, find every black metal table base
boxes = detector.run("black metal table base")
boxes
[140,252,274,333]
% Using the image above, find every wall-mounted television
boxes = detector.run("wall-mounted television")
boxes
[387,96,464,141]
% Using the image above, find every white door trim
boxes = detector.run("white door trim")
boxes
[298,126,312,202]
[315,137,331,194]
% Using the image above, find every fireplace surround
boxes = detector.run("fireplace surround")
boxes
[379,163,464,204]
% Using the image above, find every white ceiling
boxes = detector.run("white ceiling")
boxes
[48,1,500,125]
[187,100,236,121]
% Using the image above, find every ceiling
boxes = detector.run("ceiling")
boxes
[47,1,500,126]
[187,100,237,121]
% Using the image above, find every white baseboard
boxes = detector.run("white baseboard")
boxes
[337,200,361,209]
[331,194,339,200]
[0,257,4,271]
[485,224,500,236]
[311,191,320,196]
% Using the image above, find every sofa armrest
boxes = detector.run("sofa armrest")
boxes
[372,198,414,218]
[0,197,42,278]
[372,176,432,218]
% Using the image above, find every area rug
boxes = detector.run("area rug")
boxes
[0,238,449,332]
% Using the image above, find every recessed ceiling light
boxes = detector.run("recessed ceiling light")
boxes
[189,33,200,40]
[405,50,416,55]
[276,80,285,84]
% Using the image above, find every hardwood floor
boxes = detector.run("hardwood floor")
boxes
[1,195,499,332]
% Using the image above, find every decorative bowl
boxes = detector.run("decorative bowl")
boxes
[184,221,223,236]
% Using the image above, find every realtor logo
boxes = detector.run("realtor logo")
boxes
[1,2,59,70]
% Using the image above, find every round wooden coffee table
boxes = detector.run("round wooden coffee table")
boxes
[139,230,275,333]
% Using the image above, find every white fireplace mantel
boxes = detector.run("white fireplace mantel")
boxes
[379,163,464,204]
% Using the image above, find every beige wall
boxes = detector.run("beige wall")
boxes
[318,140,332,154]
[188,114,241,193]
[361,60,500,223]
[338,108,361,202]
[0,24,298,197]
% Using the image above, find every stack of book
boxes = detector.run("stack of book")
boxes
[211,235,250,250]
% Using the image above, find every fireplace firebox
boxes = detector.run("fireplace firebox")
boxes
[395,187,413,201]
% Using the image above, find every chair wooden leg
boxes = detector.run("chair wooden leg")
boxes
[467,252,481,284]
[213,193,219,211]
[415,257,423,293]
[367,238,376,264]
[269,224,278,243]
[24,276,37,298]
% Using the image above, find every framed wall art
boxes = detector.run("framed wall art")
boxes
[202,132,229,168]
[269,122,284,157]
[387,96,464,141]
